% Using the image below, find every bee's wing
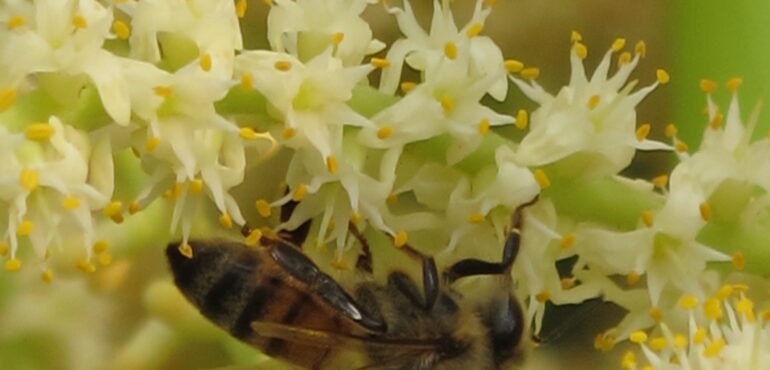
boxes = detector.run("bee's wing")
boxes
[250,321,439,351]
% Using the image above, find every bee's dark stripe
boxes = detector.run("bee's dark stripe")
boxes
[203,269,248,318]
[231,277,282,338]
[264,296,307,355]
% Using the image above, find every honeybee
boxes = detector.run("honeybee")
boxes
[166,199,536,370]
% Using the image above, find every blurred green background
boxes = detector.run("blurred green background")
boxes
[2,1,769,369]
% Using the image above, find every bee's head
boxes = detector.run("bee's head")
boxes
[480,294,526,367]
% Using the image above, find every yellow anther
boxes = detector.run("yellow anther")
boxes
[93,239,109,254]
[440,94,454,114]
[166,183,181,198]
[241,73,254,91]
[587,94,600,109]
[41,269,53,283]
[187,178,203,195]
[707,113,723,131]
[370,58,390,68]
[350,212,361,225]
[621,351,636,369]
[635,40,646,57]
[236,0,248,18]
[503,59,524,73]
[0,244,7,256]
[466,22,483,37]
[331,32,344,45]
[394,231,408,248]
[650,337,667,351]
[515,109,528,130]
[0,87,16,112]
[484,0,498,6]
[72,15,87,29]
[678,294,698,310]
[626,272,640,285]
[400,81,416,93]
[675,139,689,153]
[704,298,723,320]
[736,298,755,321]
[330,258,349,270]
[629,331,648,344]
[570,30,583,43]
[219,212,233,229]
[387,193,398,204]
[5,258,21,272]
[731,251,745,271]
[239,127,260,140]
[652,174,668,189]
[178,242,193,258]
[62,195,80,210]
[762,309,770,323]
[98,252,112,266]
[699,202,711,221]
[146,137,160,152]
[641,210,654,227]
[664,123,678,138]
[693,327,707,344]
[153,85,173,98]
[112,20,130,39]
[617,51,631,66]
[282,127,296,140]
[274,60,292,71]
[574,42,587,59]
[199,53,212,72]
[726,77,743,92]
[128,201,140,215]
[255,199,272,218]
[468,212,485,224]
[559,233,576,249]
[656,69,670,84]
[673,333,687,349]
[8,15,25,29]
[593,333,615,352]
[520,67,540,80]
[478,118,490,135]
[535,290,550,303]
[25,123,55,141]
[292,183,307,201]
[326,155,338,174]
[534,169,550,189]
[19,168,38,191]
[716,284,734,300]
[17,219,33,236]
[76,259,96,273]
[612,38,626,52]
[103,201,123,221]
[700,79,717,93]
[560,277,576,289]
[703,338,725,358]
[649,307,663,322]
[444,42,458,60]
[245,229,263,246]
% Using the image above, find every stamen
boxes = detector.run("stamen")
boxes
[716,284,733,300]
[693,327,706,344]
[8,15,25,29]
[664,123,678,137]
[574,42,587,59]
[617,52,631,66]
[534,169,550,189]
[0,87,16,112]
[649,337,667,351]
[350,212,361,225]
[326,155,338,174]
[709,113,723,129]
[19,168,39,191]
[400,81,416,93]
[93,240,109,254]
[626,272,640,285]
[732,251,745,270]
[103,201,123,223]
[239,127,260,140]
[146,137,160,151]
[699,202,711,221]
[236,0,248,18]
[649,307,663,322]
[331,32,344,45]
[387,193,397,204]
[535,290,550,302]
[274,60,292,71]
[255,199,272,217]
[520,67,540,80]
[199,54,212,71]
[376,126,393,140]
[241,73,254,91]
[587,95,600,109]
[245,229,263,246]
[466,23,483,37]
[178,242,193,258]
[72,15,87,29]
[394,231,408,248]
[560,277,575,289]
[593,333,615,352]
[612,38,626,52]
[656,69,670,84]
[678,294,698,310]
[440,94,454,114]
[478,118,490,135]
[5,258,21,272]
[112,20,130,40]
[98,252,112,266]
[76,259,96,273]
[700,79,717,93]
[62,195,80,210]
[153,86,173,98]
[634,41,646,57]
[703,338,725,357]
[503,59,524,73]
[330,258,349,270]
[282,127,296,140]
[516,109,528,130]
[468,212,485,224]
[736,298,756,322]
[128,202,140,214]
[641,210,654,227]
[559,233,576,248]
[652,174,668,188]
[25,123,55,141]
[17,220,33,236]
[726,77,742,92]
[570,30,582,43]
[219,212,233,229]
[621,351,635,370]
[41,269,53,283]
[0,243,7,256]
[673,334,687,349]
[444,42,457,60]
[189,178,203,194]
[370,58,390,68]
[703,298,722,320]
[675,139,688,153]
[292,183,307,201]
[629,331,648,344]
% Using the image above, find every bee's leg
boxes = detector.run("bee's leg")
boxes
[347,223,373,274]
[280,199,312,246]
[445,196,537,283]
[385,242,439,311]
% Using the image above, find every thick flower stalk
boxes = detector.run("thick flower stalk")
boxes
[1,0,769,368]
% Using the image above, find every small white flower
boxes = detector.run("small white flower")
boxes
[512,38,671,177]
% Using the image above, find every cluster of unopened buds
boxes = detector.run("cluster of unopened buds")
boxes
[1,0,769,366]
